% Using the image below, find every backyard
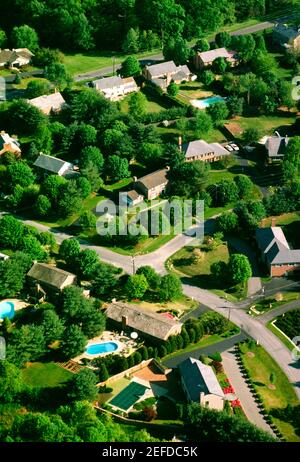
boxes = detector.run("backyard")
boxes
[22,362,73,388]
[240,343,300,442]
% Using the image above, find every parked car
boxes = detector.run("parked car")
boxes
[230,143,239,151]
[225,144,234,152]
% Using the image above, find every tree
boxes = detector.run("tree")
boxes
[190,111,213,137]
[228,254,252,285]
[125,274,149,299]
[40,310,65,345]
[234,175,253,199]
[168,160,210,197]
[227,96,244,117]
[136,266,161,290]
[215,32,231,48]
[216,211,239,234]
[159,274,182,301]
[92,263,118,297]
[211,260,228,282]
[195,38,210,52]
[201,70,215,86]
[0,215,24,249]
[163,36,190,65]
[7,325,47,367]
[61,325,87,359]
[77,177,91,199]
[11,25,39,51]
[79,210,97,230]
[129,92,147,119]
[7,162,35,188]
[45,63,71,90]
[79,146,104,173]
[207,101,229,126]
[59,238,81,267]
[21,235,47,261]
[106,155,130,182]
[78,249,99,279]
[167,82,179,96]
[200,311,228,335]
[35,195,51,218]
[68,369,98,402]
[0,28,7,48]
[243,127,260,145]
[98,363,109,382]
[0,361,24,403]
[283,137,300,180]
[26,80,51,99]
[41,175,67,202]
[120,56,141,77]
[58,181,82,217]
[122,28,139,53]
[212,57,227,74]
[209,179,238,206]
[0,252,32,299]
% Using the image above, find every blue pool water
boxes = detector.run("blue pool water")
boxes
[86,342,118,355]
[0,301,15,320]
[193,95,225,109]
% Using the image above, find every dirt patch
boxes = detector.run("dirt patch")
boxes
[246,352,255,358]
[268,384,276,390]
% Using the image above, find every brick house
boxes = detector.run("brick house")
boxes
[194,47,238,70]
[256,227,300,277]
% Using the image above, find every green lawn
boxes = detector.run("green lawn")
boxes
[120,87,174,114]
[267,320,296,352]
[249,292,300,315]
[240,343,299,442]
[234,115,296,140]
[22,362,73,388]
[156,125,226,145]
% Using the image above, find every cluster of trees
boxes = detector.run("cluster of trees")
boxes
[211,253,252,286]
[208,175,255,207]
[0,0,289,52]
[125,267,182,302]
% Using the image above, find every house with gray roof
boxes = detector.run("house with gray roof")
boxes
[183,139,231,163]
[34,154,79,178]
[134,167,169,200]
[265,135,289,161]
[0,48,34,68]
[256,227,300,277]
[28,92,66,115]
[105,301,182,342]
[0,131,21,157]
[27,263,76,295]
[194,47,238,70]
[179,357,224,410]
[273,23,300,50]
[120,190,144,207]
[143,61,196,90]
[92,76,138,101]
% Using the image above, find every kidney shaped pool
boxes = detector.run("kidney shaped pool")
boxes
[86,342,118,356]
[0,301,15,320]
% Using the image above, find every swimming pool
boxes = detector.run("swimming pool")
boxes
[86,342,119,356]
[0,301,15,320]
[191,95,225,109]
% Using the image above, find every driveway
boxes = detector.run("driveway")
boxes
[222,348,276,437]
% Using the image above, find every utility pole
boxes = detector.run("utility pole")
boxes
[132,255,136,275]
[112,56,116,76]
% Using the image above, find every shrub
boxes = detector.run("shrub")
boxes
[208,352,222,362]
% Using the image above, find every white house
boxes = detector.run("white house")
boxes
[92,76,139,101]
[0,48,34,68]
[33,154,79,178]
[28,92,66,115]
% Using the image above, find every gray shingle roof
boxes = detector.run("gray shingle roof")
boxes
[256,227,300,265]
[146,61,177,78]
[274,24,300,42]
[93,76,123,90]
[136,168,169,191]
[29,92,66,112]
[34,154,71,174]
[27,263,76,290]
[179,357,224,402]
[266,136,289,158]
[184,140,229,159]
[198,47,232,63]
[106,301,182,341]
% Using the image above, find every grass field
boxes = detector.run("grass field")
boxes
[130,295,198,316]
[240,343,300,442]
[234,115,296,140]
[22,362,73,388]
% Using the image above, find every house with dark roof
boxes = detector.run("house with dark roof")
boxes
[33,154,79,178]
[194,47,238,70]
[0,131,21,157]
[92,76,139,101]
[134,168,169,200]
[0,48,34,68]
[28,92,66,115]
[179,357,224,410]
[273,23,300,50]
[182,139,231,163]
[256,227,300,277]
[143,61,196,90]
[265,135,289,162]
[105,301,182,342]
[27,263,76,295]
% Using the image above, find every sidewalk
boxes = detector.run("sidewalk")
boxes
[222,349,276,437]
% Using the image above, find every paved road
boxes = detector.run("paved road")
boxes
[222,349,276,437]
[258,300,300,324]
[183,284,300,400]
[162,332,248,368]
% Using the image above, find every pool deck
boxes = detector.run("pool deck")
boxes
[0,298,28,321]
[191,95,226,109]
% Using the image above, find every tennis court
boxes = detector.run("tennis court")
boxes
[109,381,150,411]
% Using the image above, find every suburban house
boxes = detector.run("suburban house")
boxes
[120,190,144,207]
[182,139,231,163]
[92,76,139,101]
[194,47,238,70]
[256,227,300,277]
[265,135,289,162]
[0,131,21,157]
[134,168,169,200]
[105,301,182,343]
[143,60,196,90]
[27,263,77,296]
[33,153,79,178]
[179,357,225,411]
[28,92,66,115]
[273,23,300,50]
[0,48,34,68]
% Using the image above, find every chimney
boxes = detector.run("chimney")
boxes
[122,315,128,329]
[133,176,137,183]
[271,218,276,227]
[166,165,170,171]
[178,136,182,152]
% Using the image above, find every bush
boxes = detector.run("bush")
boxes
[208,352,222,362]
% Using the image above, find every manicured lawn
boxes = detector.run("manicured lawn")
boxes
[267,320,296,352]
[178,81,213,102]
[22,362,73,388]
[249,292,300,315]
[130,295,198,316]
[234,115,296,139]
[120,87,173,114]
[240,343,299,441]
[156,125,226,145]
[262,212,300,228]
[262,212,300,248]
[12,76,48,91]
